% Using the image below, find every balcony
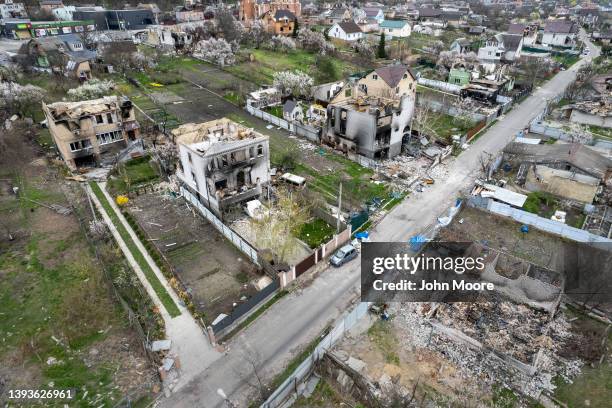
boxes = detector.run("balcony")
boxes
[217,184,261,208]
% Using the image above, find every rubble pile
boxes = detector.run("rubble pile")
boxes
[434,297,554,363]
[393,301,582,399]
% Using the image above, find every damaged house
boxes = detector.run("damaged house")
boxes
[42,96,141,170]
[323,64,417,159]
[506,142,612,203]
[28,33,96,80]
[175,118,271,218]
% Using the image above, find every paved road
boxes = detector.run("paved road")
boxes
[162,33,598,408]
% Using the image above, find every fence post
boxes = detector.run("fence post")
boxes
[207,325,216,347]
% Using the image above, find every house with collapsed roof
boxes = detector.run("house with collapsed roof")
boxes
[28,33,96,80]
[506,22,538,46]
[505,142,612,202]
[324,65,417,160]
[477,33,523,72]
[175,118,271,217]
[324,94,415,160]
[541,19,579,48]
[562,101,612,129]
[42,96,141,170]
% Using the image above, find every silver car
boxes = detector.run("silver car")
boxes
[330,244,358,267]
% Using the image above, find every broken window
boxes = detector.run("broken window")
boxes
[187,152,192,163]
[373,74,378,80]
[107,113,113,123]
[95,114,103,124]
[221,155,228,167]
[257,145,263,156]
[215,179,227,191]
[345,88,352,97]
[249,146,255,158]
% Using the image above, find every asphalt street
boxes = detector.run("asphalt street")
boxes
[161,31,599,408]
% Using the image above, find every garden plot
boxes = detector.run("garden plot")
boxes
[149,91,185,105]
[126,191,261,323]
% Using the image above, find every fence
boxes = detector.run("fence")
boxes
[287,226,352,281]
[468,197,612,244]
[246,105,321,143]
[180,186,259,265]
[211,278,280,335]
[417,78,462,94]
[260,302,370,408]
[346,152,380,170]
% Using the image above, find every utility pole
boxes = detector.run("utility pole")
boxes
[336,182,342,233]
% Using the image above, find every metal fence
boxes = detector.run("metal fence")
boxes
[260,302,371,408]
[212,279,280,335]
[470,197,612,244]
[181,186,259,265]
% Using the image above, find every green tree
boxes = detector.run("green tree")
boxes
[377,34,387,59]
[292,18,299,38]
[323,28,329,41]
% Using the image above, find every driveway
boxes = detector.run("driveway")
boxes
[161,36,597,407]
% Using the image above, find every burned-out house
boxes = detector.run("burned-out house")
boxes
[175,118,271,218]
[324,94,415,159]
[42,96,141,170]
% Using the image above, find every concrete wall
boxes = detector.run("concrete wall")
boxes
[570,110,612,129]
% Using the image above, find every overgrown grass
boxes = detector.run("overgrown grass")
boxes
[295,218,336,248]
[107,155,160,195]
[0,179,129,406]
[226,48,361,85]
[368,319,400,365]
[90,182,180,317]
[269,330,324,390]
[522,191,559,217]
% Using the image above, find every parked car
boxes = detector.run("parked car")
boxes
[330,244,358,267]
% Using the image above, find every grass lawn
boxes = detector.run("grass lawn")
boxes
[90,182,180,318]
[523,191,560,218]
[553,311,612,407]
[107,155,160,195]
[294,152,388,207]
[295,218,336,248]
[553,53,580,68]
[416,111,474,142]
[226,48,362,85]
[368,319,400,365]
[587,125,612,140]
[266,105,284,119]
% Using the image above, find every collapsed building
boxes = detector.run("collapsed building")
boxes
[506,142,612,203]
[42,96,141,170]
[175,118,271,218]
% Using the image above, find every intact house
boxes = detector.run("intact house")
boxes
[541,20,578,48]
[417,7,445,28]
[331,64,417,104]
[323,94,415,160]
[42,96,141,171]
[28,34,96,80]
[282,99,304,123]
[175,118,271,218]
[261,9,296,36]
[328,21,363,42]
[379,19,411,38]
[324,7,351,25]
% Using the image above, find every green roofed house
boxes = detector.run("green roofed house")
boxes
[448,68,470,86]
[379,20,411,38]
